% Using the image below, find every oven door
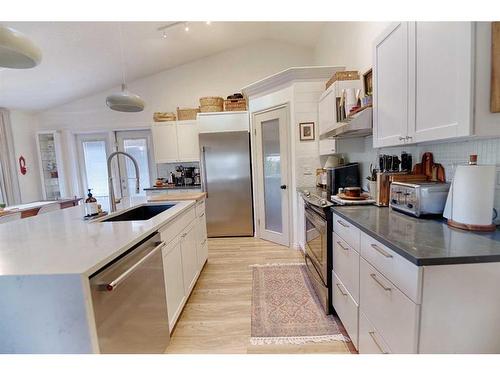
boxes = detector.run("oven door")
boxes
[304,205,328,283]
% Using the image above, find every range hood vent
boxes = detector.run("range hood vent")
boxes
[322,107,373,139]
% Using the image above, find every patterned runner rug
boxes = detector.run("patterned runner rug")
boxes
[250,263,350,345]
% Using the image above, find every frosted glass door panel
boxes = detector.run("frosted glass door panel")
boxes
[123,138,150,196]
[262,119,282,233]
[82,140,109,201]
[38,133,62,200]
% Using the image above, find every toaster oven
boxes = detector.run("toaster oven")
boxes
[389,181,450,217]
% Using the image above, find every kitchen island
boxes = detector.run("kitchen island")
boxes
[0,195,207,354]
[330,205,500,353]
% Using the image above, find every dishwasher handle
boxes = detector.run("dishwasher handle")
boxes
[100,241,165,292]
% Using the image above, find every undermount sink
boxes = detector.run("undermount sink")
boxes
[101,204,174,222]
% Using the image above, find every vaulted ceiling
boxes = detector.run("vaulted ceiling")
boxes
[0,22,325,111]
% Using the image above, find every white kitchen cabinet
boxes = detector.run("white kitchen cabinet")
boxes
[408,22,474,143]
[373,22,409,148]
[151,123,179,163]
[332,272,359,349]
[180,221,199,294]
[359,312,391,354]
[318,79,363,137]
[196,200,208,266]
[176,121,200,162]
[373,22,476,147]
[151,120,199,163]
[162,237,185,332]
[319,138,336,156]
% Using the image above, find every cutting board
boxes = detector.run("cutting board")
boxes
[491,22,500,113]
[148,192,207,202]
[412,152,446,182]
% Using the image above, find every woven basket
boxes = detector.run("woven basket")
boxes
[200,104,223,113]
[224,98,247,111]
[326,71,360,89]
[199,96,224,110]
[153,112,176,122]
[177,107,200,121]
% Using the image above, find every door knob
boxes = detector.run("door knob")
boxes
[280,185,287,190]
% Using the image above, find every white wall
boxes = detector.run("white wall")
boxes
[314,22,391,73]
[38,39,314,131]
[10,111,42,203]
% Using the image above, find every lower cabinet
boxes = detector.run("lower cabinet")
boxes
[160,201,208,332]
[181,222,199,294]
[162,237,185,331]
[332,272,359,349]
[358,312,391,354]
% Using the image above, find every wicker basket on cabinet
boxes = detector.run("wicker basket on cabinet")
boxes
[199,96,224,112]
[177,107,200,120]
[153,112,176,122]
[224,98,247,111]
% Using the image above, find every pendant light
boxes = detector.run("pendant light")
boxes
[106,24,145,112]
[0,25,42,69]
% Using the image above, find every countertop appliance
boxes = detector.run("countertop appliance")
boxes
[89,232,169,353]
[301,188,333,314]
[199,130,254,237]
[326,163,360,199]
[390,181,451,217]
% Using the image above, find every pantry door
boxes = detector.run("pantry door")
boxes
[254,106,291,247]
[116,130,155,197]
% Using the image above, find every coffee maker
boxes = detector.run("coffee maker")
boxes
[183,167,196,186]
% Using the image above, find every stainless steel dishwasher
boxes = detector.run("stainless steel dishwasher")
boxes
[89,232,169,353]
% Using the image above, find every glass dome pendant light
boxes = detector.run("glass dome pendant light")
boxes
[0,25,42,69]
[106,24,145,112]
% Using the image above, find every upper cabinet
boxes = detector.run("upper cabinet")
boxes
[373,22,475,148]
[151,120,199,163]
[373,22,409,148]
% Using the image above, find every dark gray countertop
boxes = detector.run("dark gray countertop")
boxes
[144,185,201,191]
[331,205,500,266]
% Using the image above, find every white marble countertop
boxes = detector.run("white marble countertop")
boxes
[0,196,195,277]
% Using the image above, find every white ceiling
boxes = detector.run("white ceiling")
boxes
[0,22,325,111]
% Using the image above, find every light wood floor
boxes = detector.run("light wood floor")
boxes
[165,237,351,354]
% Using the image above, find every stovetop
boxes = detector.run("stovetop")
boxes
[298,186,333,208]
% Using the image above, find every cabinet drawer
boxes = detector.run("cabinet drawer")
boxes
[196,200,205,218]
[332,272,359,349]
[360,231,421,303]
[360,258,419,353]
[358,311,392,354]
[333,233,360,302]
[333,213,360,250]
[160,207,196,246]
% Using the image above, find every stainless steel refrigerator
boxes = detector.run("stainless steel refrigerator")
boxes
[199,131,254,237]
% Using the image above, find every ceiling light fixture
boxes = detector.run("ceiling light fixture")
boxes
[206,21,211,25]
[162,31,167,39]
[106,24,145,112]
[0,25,42,69]
[184,23,190,32]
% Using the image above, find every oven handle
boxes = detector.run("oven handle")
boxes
[99,241,165,292]
[304,254,327,288]
[304,209,326,230]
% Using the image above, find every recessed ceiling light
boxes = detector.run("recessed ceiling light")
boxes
[206,21,211,25]
[162,32,167,39]
[184,23,189,32]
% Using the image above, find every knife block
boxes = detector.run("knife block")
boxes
[375,172,408,206]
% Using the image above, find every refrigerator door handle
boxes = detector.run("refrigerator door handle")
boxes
[200,146,208,197]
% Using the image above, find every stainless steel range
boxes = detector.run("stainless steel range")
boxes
[301,188,333,314]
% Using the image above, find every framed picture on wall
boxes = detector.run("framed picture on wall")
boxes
[299,122,315,141]
[363,68,373,96]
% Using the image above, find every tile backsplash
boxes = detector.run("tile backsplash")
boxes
[340,136,500,209]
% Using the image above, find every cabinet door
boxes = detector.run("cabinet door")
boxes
[373,22,409,148]
[162,238,185,331]
[197,214,208,267]
[152,123,178,163]
[408,22,474,143]
[318,87,336,135]
[181,222,199,294]
[176,121,200,162]
[319,138,336,155]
